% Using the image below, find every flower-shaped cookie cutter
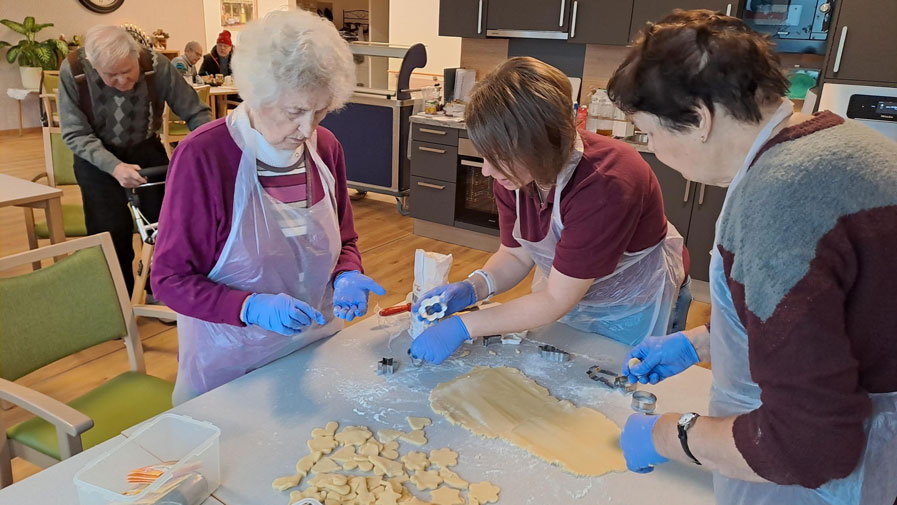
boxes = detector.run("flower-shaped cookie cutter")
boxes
[418,295,447,322]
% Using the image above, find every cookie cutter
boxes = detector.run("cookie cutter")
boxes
[631,391,657,414]
[418,296,447,322]
[586,365,637,393]
[407,348,424,367]
[482,334,502,346]
[377,357,397,375]
[539,344,570,362]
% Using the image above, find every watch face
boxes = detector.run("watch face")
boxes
[679,412,699,428]
[79,0,124,13]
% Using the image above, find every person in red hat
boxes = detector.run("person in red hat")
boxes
[200,30,233,76]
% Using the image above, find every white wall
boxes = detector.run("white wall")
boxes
[201,0,292,52]
[0,0,206,131]
[387,0,460,75]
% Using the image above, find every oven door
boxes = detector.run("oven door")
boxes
[742,0,833,54]
[455,137,499,231]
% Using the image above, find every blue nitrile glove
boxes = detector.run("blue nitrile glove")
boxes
[241,293,326,336]
[409,316,470,365]
[411,281,477,321]
[622,332,700,385]
[620,414,668,473]
[332,271,386,321]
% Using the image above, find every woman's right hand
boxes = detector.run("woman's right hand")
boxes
[411,281,477,321]
[241,293,326,336]
[622,332,700,384]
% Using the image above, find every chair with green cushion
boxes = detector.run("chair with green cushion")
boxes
[26,71,88,253]
[161,85,211,157]
[0,233,174,488]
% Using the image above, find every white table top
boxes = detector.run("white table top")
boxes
[167,315,714,505]
[0,174,62,207]
[208,86,239,96]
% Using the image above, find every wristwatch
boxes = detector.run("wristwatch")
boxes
[677,412,702,465]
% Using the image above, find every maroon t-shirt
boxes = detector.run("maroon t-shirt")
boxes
[494,132,688,280]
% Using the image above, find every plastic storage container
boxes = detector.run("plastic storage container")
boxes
[74,414,221,505]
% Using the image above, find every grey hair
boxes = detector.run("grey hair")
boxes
[184,41,202,53]
[84,25,141,70]
[232,9,355,111]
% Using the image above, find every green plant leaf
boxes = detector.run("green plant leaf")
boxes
[33,23,54,33]
[6,46,21,64]
[23,17,35,32]
[49,38,69,55]
[0,40,11,48]
[0,19,27,35]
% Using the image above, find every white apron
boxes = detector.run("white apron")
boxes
[172,104,343,405]
[515,134,685,346]
[709,99,897,504]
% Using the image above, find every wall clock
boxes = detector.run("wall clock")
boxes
[79,0,124,14]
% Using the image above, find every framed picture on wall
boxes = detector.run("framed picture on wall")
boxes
[220,0,257,28]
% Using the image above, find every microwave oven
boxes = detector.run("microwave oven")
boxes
[742,0,834,55]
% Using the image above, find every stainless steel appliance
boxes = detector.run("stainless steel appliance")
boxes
[818,83,897,141]
[743,0,834,54]
[455,137,498,231]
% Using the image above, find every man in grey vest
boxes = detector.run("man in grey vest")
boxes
[171,41,202,82]
[58,25,211,294]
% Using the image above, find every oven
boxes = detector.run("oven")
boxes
[455,137,499,231]
[742,0,834,54]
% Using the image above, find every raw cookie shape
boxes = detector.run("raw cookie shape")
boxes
[335,426,374,446]
[311,456,342,474]
[398,497,431,505]
[370,454,407,477]
[407,416,432,431]
[400,429,427,446]
[308,435,338,453]
[429,486,464,505]
[430,366,627,476]
[410,470,443,491]
[438,468,468,489]
[428,448,458,468]
[297,451,323,473]
[374,485,402,505]
[381,440,400,459]
[358,460,375,472]
[311,421,340,438]
[360,440,383,457]
[401,451,430,472]
[377,429,405,443]
[331,445,358,463]
[469,481,500,504]
[272,472,304,491]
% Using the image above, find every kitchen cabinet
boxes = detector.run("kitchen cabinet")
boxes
[641,153,725,282]
[824,0,897,84]
[409,122,461,226]
[629,0,738,41]
[439,0,489,38]
[486,0,570,33]
[567,0,634,45]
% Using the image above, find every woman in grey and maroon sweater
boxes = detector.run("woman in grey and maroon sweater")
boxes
[610,9,897,505]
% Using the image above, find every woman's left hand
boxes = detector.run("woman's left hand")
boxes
[332,271,386,321]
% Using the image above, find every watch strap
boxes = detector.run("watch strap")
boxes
[677,417,702,465]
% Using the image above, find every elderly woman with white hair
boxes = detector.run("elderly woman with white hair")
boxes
[58,25,210,294]
[151,9,385,404]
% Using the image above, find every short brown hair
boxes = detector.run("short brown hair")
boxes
[465,57,575,187]
[607,9,789,131]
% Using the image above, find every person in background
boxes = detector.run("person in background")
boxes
[58,25,211,294]
[409,57,690,365]
[152,10,385,404]
[200,30,233,76]
[609,10,897,505]
[171,41,203,81]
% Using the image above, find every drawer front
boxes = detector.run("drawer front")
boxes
[410,176,456,226]
[411,141,458,183]
[411,123,459,145]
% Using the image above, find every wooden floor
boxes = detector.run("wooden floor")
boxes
[0,130,710,485]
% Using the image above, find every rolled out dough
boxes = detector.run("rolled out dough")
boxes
[429,366,627,476]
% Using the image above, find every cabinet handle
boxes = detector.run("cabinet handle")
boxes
[570,1,579,38]
[559,0,566,27]
[477,0,483,34]
[833,26,848,73]
[418,146,447,154]
[725,3,732,16]
[698,183,706,206]
[417,181,446,190]
[461,159,484,168]
[419,128,447,135]
[683,182,691,203]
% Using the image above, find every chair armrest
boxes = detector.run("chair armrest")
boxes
[0,378,93,437]
[31,173,48,184]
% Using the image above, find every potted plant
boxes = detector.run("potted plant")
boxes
[0,17,69,90]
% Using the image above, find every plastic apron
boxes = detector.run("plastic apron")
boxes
[708,99,897,505]
[515,134,685,346]
[172,104,344,405]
